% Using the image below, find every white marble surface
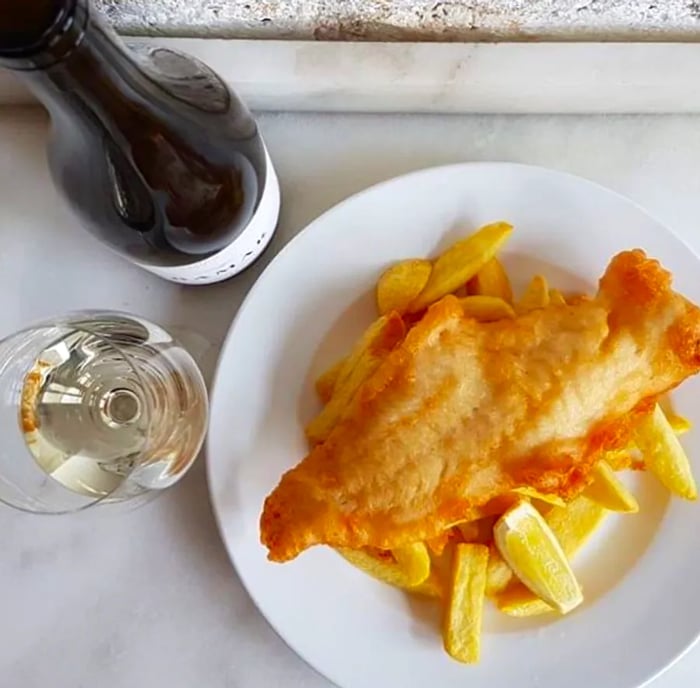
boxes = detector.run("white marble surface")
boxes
[2,106,700,687]
[5,40,700,113]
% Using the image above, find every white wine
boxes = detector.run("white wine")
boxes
[19,314,207,502]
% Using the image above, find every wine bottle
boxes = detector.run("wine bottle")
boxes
[0,0,280,284]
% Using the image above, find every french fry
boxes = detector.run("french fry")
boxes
[511,486,565,507]
[394,542,433,583]
[409,222,513,312]
[403,541,453,599]
[495,585,553,617]
[306,313,405,445]
[457,295,515,322]
[332,316,393,393]
[314,359,344,404]
[635,404,698,500]
[602,447,636,471]
[376,259,432,315]
[443,543,489,664]
[518,275,550,313]
[485,546,514,597]
[583,460,639,513]
[658,394,692,435]
[544,494,608,554]
[410,570,444,599]
[548,288,567,305]
[337,542,430,589]
[566,293,593,306]
[668,413,692,436]
[467,257,513,303]
[429,539,456,578]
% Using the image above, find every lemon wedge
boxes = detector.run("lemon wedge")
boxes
[583,460,639,513]
[494,501,583,614]
[494,495,606,616]
[517,275,550,313]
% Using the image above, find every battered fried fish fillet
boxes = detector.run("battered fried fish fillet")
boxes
[261,250,700,562]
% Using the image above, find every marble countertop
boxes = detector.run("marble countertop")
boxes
[96,0,700,41]
[6,40,700,114]
[2,106,700,687]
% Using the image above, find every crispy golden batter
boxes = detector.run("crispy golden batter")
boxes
[261,250,700,562]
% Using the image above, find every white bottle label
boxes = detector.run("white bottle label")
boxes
[130,148,281,285]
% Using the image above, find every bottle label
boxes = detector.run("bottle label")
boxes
[130,148,281,285]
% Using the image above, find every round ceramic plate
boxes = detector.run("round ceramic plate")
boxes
[207,163,700,688]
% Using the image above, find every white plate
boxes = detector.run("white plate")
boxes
[207,163,700,688]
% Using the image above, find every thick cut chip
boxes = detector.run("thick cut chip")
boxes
[409,222,513,312]
[668,413,692,436]
[603,447,636,471]
[443,543,488,664]
[542,495,607,555]
[511,486,565,507]
[423,541,456,600]
[583,460,639,512]
[549,288,567,305]
[337,542,430,589]
[518,275,550,313]
[333,315,396,393]
[393,542,433,583]
[305,313,405,445]
[315,359,344,404]
[494,501,583,614]
[658,396,692,435]
[495,585,554,617]
[457,295,515,322]
[376,259,432,315]
[410,571,444,598]
[467,257,513,303]
[635,405,698,500]
[485,546,514,597]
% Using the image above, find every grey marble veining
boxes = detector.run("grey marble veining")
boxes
[96,0,700,40]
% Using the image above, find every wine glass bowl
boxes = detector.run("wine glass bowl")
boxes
[0,310,208,514]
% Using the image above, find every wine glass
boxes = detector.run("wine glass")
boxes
[0,310,208,513]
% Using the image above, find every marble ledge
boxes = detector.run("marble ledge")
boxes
[2,40,700,115]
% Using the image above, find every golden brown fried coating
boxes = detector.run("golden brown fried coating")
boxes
[261,250,700,562]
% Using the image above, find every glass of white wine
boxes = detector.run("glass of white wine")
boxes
[0,311,208,513]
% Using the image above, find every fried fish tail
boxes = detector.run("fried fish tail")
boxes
[261,473,340,562]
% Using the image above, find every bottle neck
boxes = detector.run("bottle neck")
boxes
[0,0,89,71]
[7,3,156,136]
